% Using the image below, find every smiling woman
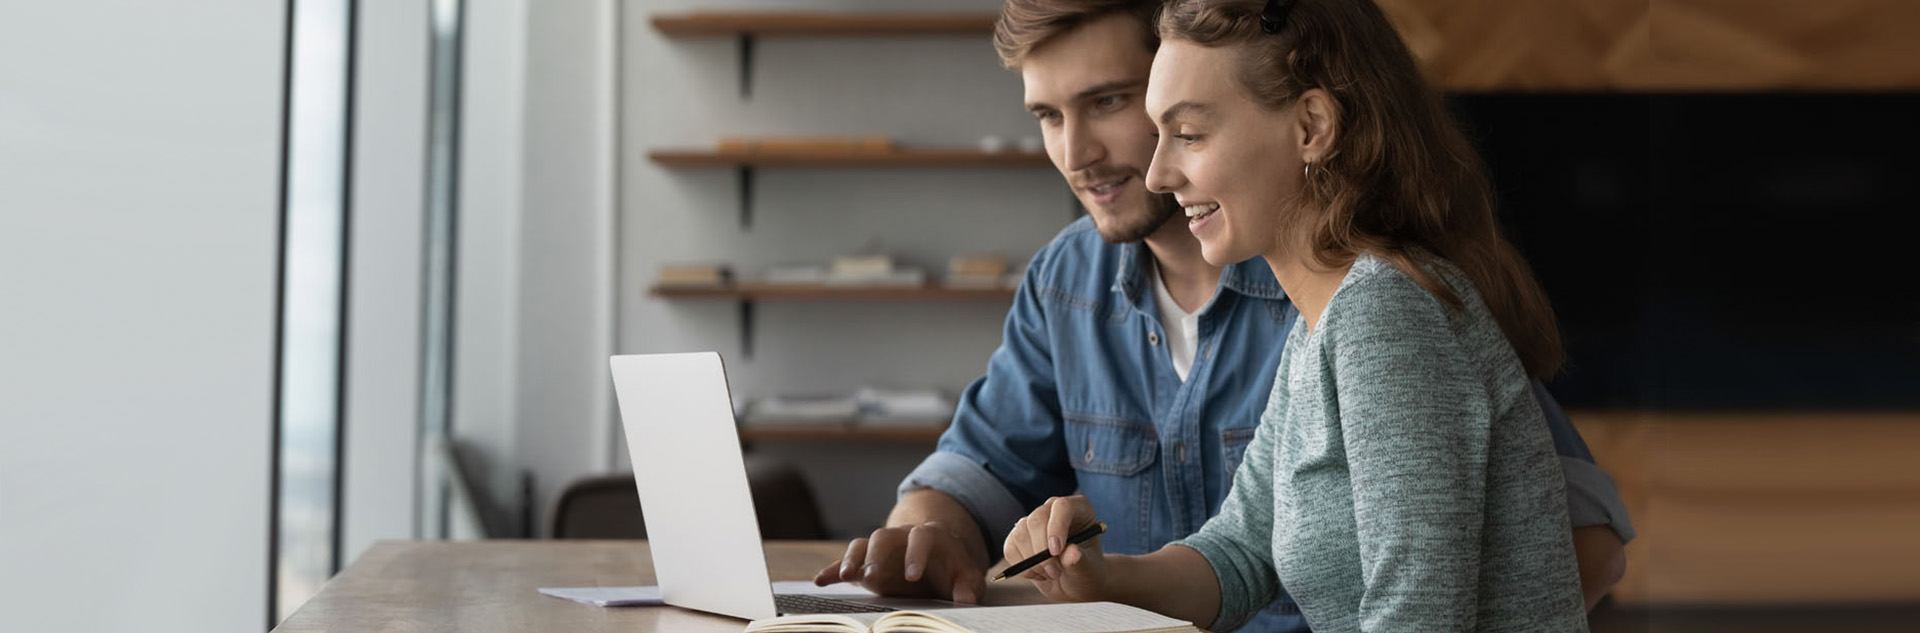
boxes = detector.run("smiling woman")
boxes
[992,1,1592,631]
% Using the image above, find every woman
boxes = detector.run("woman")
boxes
[1000,1,1588,631]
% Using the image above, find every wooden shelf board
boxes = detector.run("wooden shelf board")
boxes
[652,12,997,37]
[648,148,1051,169]
[738,425,948,442]
[651,284,1015,301]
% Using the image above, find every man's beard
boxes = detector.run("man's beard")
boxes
[1094,191,1181,244]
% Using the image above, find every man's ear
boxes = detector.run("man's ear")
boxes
[1295,88,1337,163]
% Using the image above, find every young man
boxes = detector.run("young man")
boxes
[815,2,1632,630]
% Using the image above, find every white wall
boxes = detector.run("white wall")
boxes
[342,0,430,562]
[455,0,533,511]
[0,2,287,631]
[516,0,620,532]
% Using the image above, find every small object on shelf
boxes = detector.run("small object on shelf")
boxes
[854,386,953,428]
[716,135,893,156]
[824,255,926,287]
[978,135,1007,153]
[830,254,894,278]
[947,253,1009,289]
[655,264,732,288]
[825,268,927,288]
[762,264,829,286]
[1017,136,1044,153]
[745,394,861,427]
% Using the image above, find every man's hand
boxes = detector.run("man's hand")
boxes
[1003,495,1112,603]
[813,521,986,604]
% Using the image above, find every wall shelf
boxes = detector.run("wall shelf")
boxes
[648,148,1050,168]
[652,283,1016,359]
[648,148,1055,229]
[651,12,997,37]
[651,12,998,99]
[651,283,1016,301]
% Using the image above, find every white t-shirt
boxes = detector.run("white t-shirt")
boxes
[1149,262,1204,382]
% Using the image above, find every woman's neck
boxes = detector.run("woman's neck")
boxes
[1265,248,1352,333]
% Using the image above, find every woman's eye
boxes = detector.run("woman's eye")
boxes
[1175,134,1203,146]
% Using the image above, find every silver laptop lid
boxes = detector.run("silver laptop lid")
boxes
[609,352,777,620]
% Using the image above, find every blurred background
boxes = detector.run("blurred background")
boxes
[2,1,1916,632]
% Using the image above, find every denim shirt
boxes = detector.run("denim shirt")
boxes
[902,218,1633,632]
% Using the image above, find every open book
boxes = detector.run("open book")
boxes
[744,601,1201,633]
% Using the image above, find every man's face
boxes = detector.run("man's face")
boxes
[1020,15,1178,243]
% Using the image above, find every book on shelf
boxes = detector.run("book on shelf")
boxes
[655,264,732,288]
[744,601,1200,633]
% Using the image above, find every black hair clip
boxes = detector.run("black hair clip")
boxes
[1260,0,1300,34]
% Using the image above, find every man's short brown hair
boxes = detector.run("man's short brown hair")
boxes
[992,0,1163,68]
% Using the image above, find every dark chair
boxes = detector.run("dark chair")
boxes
[549,453,829,540]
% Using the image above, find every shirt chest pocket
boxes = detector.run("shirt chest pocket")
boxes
[1221,426,1259,482]
[1063,415,1159,476]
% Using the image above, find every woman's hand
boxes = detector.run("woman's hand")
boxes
[1003,495,1112,603]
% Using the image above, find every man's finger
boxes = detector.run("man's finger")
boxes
[840,538,870,581]
[813,562,841,586]
[902,524,940,582]
[864,528,907,584]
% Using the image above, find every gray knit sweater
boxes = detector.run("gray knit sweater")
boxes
[1175,255,1587,633]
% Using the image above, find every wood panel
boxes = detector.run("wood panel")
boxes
[1571,412,1920,606]
[1379,0,1920,89]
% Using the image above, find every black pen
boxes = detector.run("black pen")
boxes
[991,521,1107,581]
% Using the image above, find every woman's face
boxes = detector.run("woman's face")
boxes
[1144,40,1308,267]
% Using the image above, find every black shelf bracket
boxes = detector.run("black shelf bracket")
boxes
[738,166,755,229]
[738,299,757,359]
[737,34,756,99]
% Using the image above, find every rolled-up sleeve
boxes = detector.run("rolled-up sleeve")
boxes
[1533,381,1636,542]
[896,254,1076,551]
[898,452,1032,551]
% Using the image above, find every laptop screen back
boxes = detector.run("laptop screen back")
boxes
[609,352,777,620]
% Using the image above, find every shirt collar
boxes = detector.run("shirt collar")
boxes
[1112,241,1288,303]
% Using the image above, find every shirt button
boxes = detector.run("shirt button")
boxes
[1148,332,1161,346]
[1176,442,1187,463]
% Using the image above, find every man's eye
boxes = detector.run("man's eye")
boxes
[1095,95,1123,109]
[1035,111,1061,124]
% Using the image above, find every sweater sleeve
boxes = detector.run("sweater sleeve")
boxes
[1330,275,1492,632]
[1171,360,1287,632]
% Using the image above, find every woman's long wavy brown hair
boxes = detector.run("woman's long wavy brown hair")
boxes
[1161,0,1564,378]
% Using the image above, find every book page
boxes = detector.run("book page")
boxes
[877,602,1197,633]
[743,611,887,633]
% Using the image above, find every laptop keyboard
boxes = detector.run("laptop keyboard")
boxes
[775,593,896,615]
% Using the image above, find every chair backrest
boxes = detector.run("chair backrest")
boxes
[548,454,829,540]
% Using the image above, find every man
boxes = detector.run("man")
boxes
[814,2,1633,630]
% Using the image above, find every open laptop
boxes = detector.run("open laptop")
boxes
[609,352,965,620]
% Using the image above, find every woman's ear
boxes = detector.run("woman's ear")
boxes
[1295,88,1336,163]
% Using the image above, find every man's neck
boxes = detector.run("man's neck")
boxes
[1141,216,1222,314]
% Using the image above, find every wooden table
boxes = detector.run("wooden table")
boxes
[272,540,1046,633]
